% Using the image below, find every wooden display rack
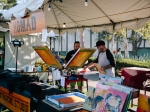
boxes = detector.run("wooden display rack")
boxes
[0,86,30,112]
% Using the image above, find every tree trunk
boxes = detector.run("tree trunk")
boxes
[131,30,142,57]
[123,37,129,58]
[132,40,137,57]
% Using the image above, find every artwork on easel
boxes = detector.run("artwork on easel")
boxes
[32,46,62,69]
[64,48,96,69]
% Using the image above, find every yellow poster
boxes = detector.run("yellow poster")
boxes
[65,48,96,69]
[33,46,62,69]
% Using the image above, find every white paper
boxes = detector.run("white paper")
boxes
[42,29,47,42]
[9,33,12,43]
[52,68,61,80]
[61,76,65,87]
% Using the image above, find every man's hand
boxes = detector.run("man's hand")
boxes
[83,62,94,70]
[100,67,105,71]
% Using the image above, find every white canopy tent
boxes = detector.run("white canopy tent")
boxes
[0,0,150,33]
[1,0,150,69]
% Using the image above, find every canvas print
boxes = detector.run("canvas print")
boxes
[112,84,133,112]
[83,87,96,111]
[100,88,127,112]
[64,48,96,69]
[32,46,62,68]
[137,94,150,112]
[99,75,123,86]
[48,92,86,108]
[93,83,110,112]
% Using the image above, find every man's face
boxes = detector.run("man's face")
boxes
[97,45,105,52]
[74,43,80,50]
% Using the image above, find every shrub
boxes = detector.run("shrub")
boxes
[116,58,150,71]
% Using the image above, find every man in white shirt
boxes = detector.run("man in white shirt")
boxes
[86,40,116,79]
[95,40,116,78]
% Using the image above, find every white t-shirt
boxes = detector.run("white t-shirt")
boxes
[98,51,115,78]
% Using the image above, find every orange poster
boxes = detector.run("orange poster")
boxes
[65,48,96,69]
[56,96,85,104]
[9,12,45,36]
[137,94,150,112]
[33,46,62,69]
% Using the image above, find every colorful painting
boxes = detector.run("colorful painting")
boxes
[99,75,123,86]
[100,88,127,112]
[83,87,96,111]
[48,92,86,108]
[93,83,110,112]
[112,84,133,112]
[65,48,96,69]
[56,96,85,104]
[137,94,150,112]
[32,46,62,68]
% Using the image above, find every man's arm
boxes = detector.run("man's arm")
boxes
[64,51,70,64]
[106,49,116,67]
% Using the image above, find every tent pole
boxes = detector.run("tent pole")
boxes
[49,37,52,50]
[112,23,116,53]
[58,29,61,56]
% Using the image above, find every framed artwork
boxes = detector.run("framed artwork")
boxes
[32,46,62,69]
[64,48,96,69]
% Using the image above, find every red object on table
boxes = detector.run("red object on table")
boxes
[64,75,88,92]
[121,67,150,89]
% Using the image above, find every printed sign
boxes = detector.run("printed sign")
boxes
[9,12,46,36]
[0,86,30,112]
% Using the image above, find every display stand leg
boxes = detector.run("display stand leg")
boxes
[15,46,18,74]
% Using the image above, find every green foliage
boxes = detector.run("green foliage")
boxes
[115,58,150,71]
[135,22,150,44]
[96,29,112,41]
[114,28,126,41]
[0,0,17,10]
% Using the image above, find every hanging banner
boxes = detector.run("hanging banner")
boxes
[9,11,46,36]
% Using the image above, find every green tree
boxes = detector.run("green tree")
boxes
[114,22,150,57]
[0,0,17,10]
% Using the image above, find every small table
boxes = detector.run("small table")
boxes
[121,67,150,90]
[64,75,88,92]
[64,71,99,92]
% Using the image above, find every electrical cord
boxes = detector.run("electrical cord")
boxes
[4,48,16,66]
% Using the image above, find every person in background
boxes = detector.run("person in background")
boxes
[116,48,122,58]
[85,40,116,79]
[64,41,83,91]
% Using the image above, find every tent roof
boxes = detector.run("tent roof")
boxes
[1,0,150,33]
